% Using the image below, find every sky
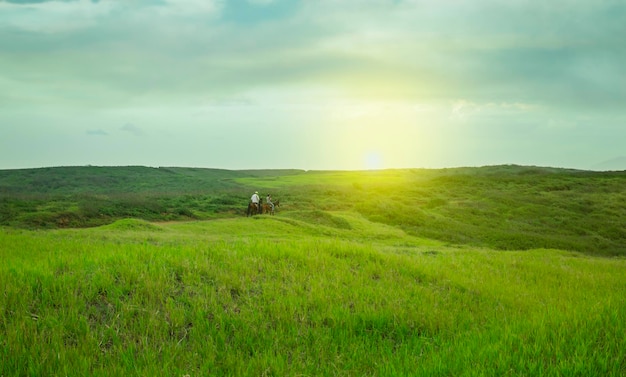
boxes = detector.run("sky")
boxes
[1,0,625,171]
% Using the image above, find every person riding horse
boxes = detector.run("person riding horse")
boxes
[262,198,279,215]
[247,191,260,217]
[266,193,274,213]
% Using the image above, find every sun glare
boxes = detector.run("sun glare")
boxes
[364,151,383,170]
[322,100,433,170]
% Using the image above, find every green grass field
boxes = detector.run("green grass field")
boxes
[1,166,625,375]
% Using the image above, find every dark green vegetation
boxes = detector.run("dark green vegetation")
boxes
[1,165,626,376]
[0,166,300,227]
[1,165,625,255]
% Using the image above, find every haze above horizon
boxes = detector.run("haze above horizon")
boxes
[1,0,625,171]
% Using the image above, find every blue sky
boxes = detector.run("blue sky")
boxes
[1,0,625,170]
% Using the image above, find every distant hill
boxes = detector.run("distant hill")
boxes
[590,156,626,171]
[1,165,625,256]
[0,166,298,196]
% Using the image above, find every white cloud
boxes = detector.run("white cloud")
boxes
[247,0,276,5]
[450,100,538,122]
[1,0,624,112]
[120,123,144,136]
[86,129,108,136]
[0,0,118,33]
[0,0,222,33]
[148,0,222,17]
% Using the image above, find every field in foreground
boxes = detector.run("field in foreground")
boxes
[2,215,625,376]
[1,165,625,375]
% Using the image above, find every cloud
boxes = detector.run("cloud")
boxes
[247,0,276,5]
[0,0,222,33]
[5,0,57,3]
[120,123,144,136]
[0,0,624,113]
[0,0,119,33]
[450,100,539,122]
[86,129,108,136]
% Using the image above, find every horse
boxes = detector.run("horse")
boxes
[246,202,259,217]
[262,199,279,215]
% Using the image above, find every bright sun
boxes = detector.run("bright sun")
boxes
[325,100,429,170]
[364,151,383,170]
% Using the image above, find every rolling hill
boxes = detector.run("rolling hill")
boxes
[1,164,625,255]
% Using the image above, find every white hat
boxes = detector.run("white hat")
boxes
[255,191,258,194]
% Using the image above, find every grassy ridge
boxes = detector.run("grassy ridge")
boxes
[235,166,626,255]
[1,165,625,255]
[0,166,248,195]
[0,166,259,228]
[355,169,626,255]
[2,218,625,376]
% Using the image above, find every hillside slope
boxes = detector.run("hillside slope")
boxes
[1,165,625,255]
[2,217,625,376]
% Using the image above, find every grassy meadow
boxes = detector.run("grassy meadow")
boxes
[1,165,625,376]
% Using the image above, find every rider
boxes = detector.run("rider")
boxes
[250,191,260,210]
[266,193,274,212]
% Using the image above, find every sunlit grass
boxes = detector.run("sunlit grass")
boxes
[234,168,418,189]
[2,165,625,375]
[2,216,625,376]
[3,166,624,256]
